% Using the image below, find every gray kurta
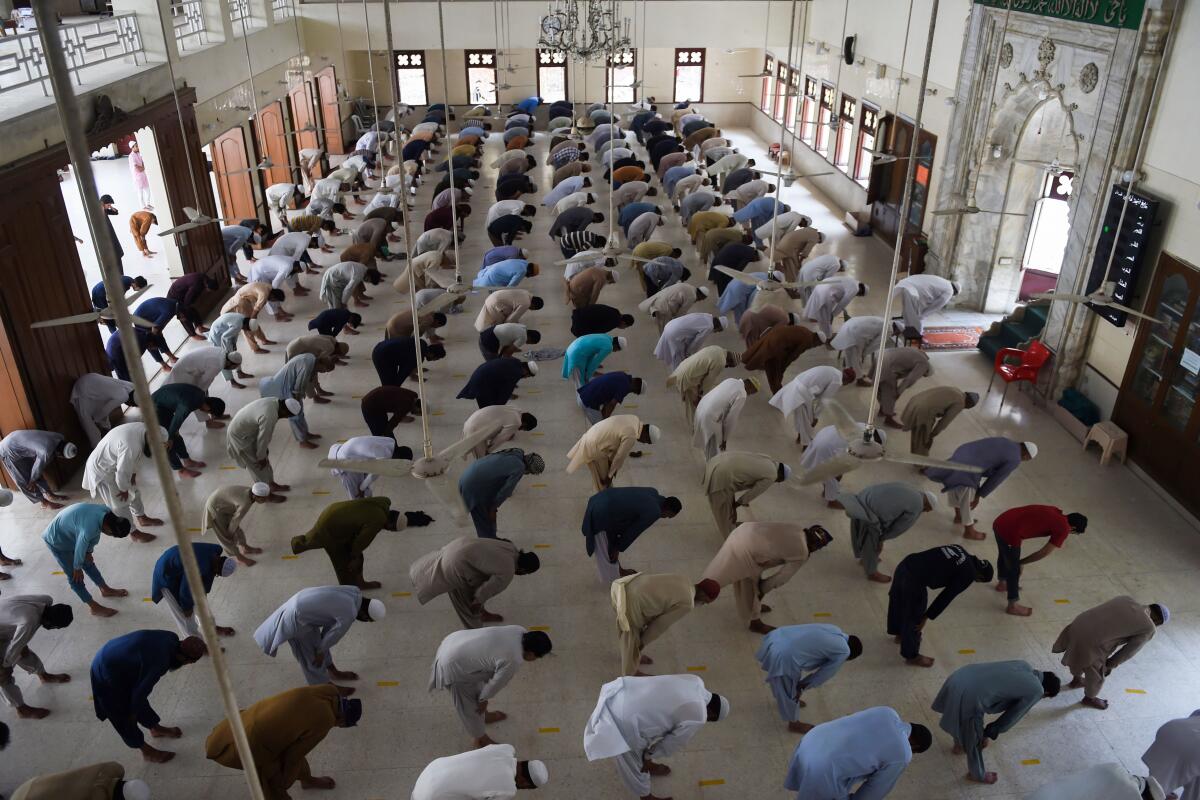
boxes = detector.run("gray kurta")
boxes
[701,451,778,538]
[1143,710,1200,800]
[227,397,281,483]
[0,594,51,708]
[429,625,525,738]
[409,538,519,629]
[1051,596,1157,699]
[0,431,63,503]
[259,354,316,441]
[253,585,361,685]
[876,347,933,417]
[838,482,925,577]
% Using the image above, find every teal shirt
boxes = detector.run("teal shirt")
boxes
[562,334,614,383]
[42,503,108,571]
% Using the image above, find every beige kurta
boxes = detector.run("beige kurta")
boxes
[462,406,524,459]
[409,537,519,629]
[222,282,273,318]
[286,334,338,365]
[226,397,281,483]
[474,289,533,331]
[641,283,700,332]
[876,348,934,417]
[701,522,811,623]
[385,310,438,340]
[899,385,968,456]
[700,226,746,263]
[1052,596,1157,698]
[666,345,730,426]
[202,485,255,555]
[775,227,822,281]
[702,452,779,538]
[566,414,641,491]
[11,761,125,800]
[611,573,694,675]
[393,251,447,294]
[567,267,611,309]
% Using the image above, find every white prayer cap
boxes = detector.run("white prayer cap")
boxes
[951,281,961,294]
[226,351,244,365]
[528,760,550,787]
[646,424,662,444]
[781,464,793,481]
[122,779,151,800]
[526,360,539,376]
[247,318,260,332]
[219,558,238,578]
[367,598,386,621]
[787,312,801,325]
[922,490,938,509]
[714,693,730,721]
[284,398,303,415]
[769,270,785,282]
[0,489,12,508]
[251,482,271,497]
[1022,441,1039,459]
[615,336,627,351]
[61,442,78,459]
[1139,777,1166,800]
[698,286,711,298]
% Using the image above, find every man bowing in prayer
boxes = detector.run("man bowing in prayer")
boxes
[0,594,74,720]
[578,372,644,424]
[932,660,1059,785]
[458,357,538,408]
[892,273,958,335]
[1052,595,1168,710]
[755,624,862,733]
[924,437,1037,540]
[584,674,729,800]
[462,407,539,459]
[254,585,385,693]
[740,323,824,394]
[876,347,934,427]
[693,377,758,460]
[430,626,553,748]
[0,430,75,510]
[226,397,302,500]
[459,449,545,538]
[900,386,978,456]
[994,504,1087,617]
[206,684,361,798]
[611,575,719,676]
[81,422,165,542]
[701,451,789,539]
[326,436,413,499]
[701,522,833,634]
[838,483,938,583]
[799,423,885,507]
[203,482,271,566]
[768,365,842,448]
[410,537,541,629]
[567,415,661,492]
[290,497,432,589]
[1028,764,1166,800]
[582,488,681,582]
[563,334,625,386]
[90,630,207,762]
[1142,709,1200,800]
[412,744,549,798]
[654,313,727,371]
[41,504,130,617]
[804,276,867,340]
[888,545,993,667]
[666,346,738,426]
[8,762,151,800]
[784,706,931,799]
[150,543,236,638]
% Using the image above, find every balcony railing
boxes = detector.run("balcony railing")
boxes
[0,13,144,99]
[171,0,210,53]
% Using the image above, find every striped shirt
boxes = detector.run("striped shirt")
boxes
[561,230,607,253]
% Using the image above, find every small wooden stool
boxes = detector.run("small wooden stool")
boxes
[1084,421,1128,466]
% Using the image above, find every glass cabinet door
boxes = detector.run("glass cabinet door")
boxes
[1130,274,1191,407]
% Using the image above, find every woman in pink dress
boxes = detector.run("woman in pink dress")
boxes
[129,141,152,209]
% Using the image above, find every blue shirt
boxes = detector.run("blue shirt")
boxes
[663,165,697,197]
[785,706,912,800]
[458,450,526,511]
[756,624,851,691]
[151,543,223,615]
[460,126,488,138]
[483,246,523,266]
[309,308,353,337]
[924,437,1022,497]
[42,503,108,570]
[221,224,253,256]
[473,259,529,288]
[562,334,614,383]
[734,197,790,229]
[134,297,179,328]
[578,371,634,410]
[90,630,179,732]
[580,486,665,556]
[618,202,657,233]
[516,97,539,114]
[91,276,134,310]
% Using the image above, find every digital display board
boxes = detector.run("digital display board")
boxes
[1084,185,1159,328]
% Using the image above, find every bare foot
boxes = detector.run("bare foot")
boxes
[329,668,358,681]
[243,545,264,554]
[136,516,164,527]
[300,776,336,790]
[644,760,671,776]
[313,397,331,404]
[962,528,985,541]
[639,655,654,665]
[130,530,157,543]
[968,772,999,784]
[1081,697,1108,710]
[150,725,182,739]
[748,619,776,634]
[484,711,507,723]
[759,603,772,613]
[0,556,22,567]
[89,604,118,617]
[17,705,50,719]
[867,572,893,583]
[473,735,498,749]
[1006,603,1033,617]
[995,580,1007,592]
[179,468,202,479]
[99,586,128,598]
[236,554,257,566]
[271,482,291,492]
[953,743,964,755]
[216,626,236,637]
[299,441,318,449]
[39,500,64,510]
[333,685,356,696]
[826,500,844,510]
[266,494,287,503]
[357,580,382,590]
[1067,676,1085,690]
[230,380,246,389]
[787,721,814,734]
[883,417,903,429]
[38,672,70,683]
[205,420,226,429]
[479,610,504,623]
[905,655,935,668]
[141,746,175,763]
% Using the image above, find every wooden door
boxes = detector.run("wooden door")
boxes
[289,81,324,179]
[211,126,257,222]
[315,66,346,155]
[255,101,293,187]
[1114,254,1200,515]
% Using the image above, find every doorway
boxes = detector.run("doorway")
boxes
[1113,253,1200,516]
[1018,170,1074,300]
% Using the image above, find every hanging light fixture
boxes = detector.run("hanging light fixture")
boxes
[539,0,632,61]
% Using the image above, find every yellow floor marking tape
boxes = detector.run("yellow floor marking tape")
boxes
[1126,688,1147,694]
[377,681,399,687]
[1021,759,1041,766]
[699,779,725,787]
[686,665,707,672]
[813,612,832,618]
[391,591,411,598]
[958,649,976,655]
[1054,598,1070,604]
[538,727,560,733]
[529,626,550,632]
[281,555,298,560]
[533,544,552,549]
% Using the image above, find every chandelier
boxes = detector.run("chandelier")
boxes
[539,0,632,61]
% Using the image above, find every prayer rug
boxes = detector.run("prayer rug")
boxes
[523,348,565,362]
[920,326,983,352]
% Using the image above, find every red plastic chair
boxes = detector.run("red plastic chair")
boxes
[987,340,1051,411]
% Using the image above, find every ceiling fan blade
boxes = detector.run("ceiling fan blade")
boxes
[1095,301,1162,323]
[157,220,208,236]
[129,315,162,328]
[932,207,973,216]
[1030,292,1090,304]
[823,399,862,441]
[414,291,461,316]
[436,427,496,463]
[421,471,470,527]
[882,451,984,473]
[317,457,414,477]
[31,311,102,329]
[714,265,761,287]
[737,71,773,78]
[796,452,862,486]
[124,284,154,305]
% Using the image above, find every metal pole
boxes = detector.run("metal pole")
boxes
[435,0,462,286]
[864,0,939,430]
[381,0,434,461]
[32,3,265,798]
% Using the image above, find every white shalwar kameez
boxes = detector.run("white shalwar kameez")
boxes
[654,313,719,370]
[693,378,748,460]
[798,423,883,502]
[769,365,843,446]
[411,743,522,800]
[327,436,395,498]
[830,316,885,376]
[81,422,149,521]
[70,374,133,446]
[320,261,367,310]
[804,276,862,339]
[892,274,955,334]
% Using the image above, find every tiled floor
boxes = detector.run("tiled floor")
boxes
[2,113,1197,800]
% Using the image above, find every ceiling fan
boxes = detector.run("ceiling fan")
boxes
[33,284,156,330]
[283,122,336,136]
[737,68,773,78]
[797,400,983,485]
[1015,157,1075,174]
[159,206,240,237]
[758,167,836,186]
[220,157,305,176]
[319,427,495,525]
[932,194,1029,217]
[1029,282,1161,324]
[713,265,826,311]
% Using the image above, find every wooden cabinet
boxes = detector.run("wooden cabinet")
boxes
[869,113,936,271]
[1114,253,1200,515]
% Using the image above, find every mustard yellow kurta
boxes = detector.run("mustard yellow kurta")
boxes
[899,385,968,456]
[666,345,730,426]
[611,573,694,675]
[702,451,779,538]
[11,761,125,800]
[566,414,641,491]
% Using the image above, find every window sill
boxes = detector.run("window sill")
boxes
[232,19,266,37]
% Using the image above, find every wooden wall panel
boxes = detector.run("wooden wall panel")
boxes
[211,127,257,222]
[316,66,346,155]
[255,101,293,187]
